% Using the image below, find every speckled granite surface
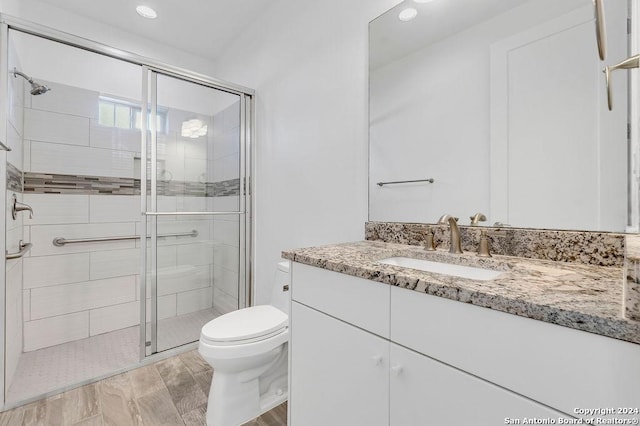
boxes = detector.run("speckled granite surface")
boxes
[283,240,640,345]
[625,235,640,321]
[365,221,625,267]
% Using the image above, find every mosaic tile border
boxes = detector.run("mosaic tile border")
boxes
[24,173,138,195]
[6,162,22,193]
[23,172,240,197]
[365,221,626,267]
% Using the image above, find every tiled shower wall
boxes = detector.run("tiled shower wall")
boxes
[210,103,242,315]
[16,79,240,352]
[5,43,26,391]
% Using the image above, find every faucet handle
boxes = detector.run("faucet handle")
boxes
[477,230,491,258]
[424,226,436,251]
[469,212,486,226]
[11,194,34,220]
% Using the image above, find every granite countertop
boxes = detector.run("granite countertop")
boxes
[627,234,640,262]
[282,240,640,345]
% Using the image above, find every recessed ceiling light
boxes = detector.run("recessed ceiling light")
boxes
[136,5,158,19]
[398,7,418,21]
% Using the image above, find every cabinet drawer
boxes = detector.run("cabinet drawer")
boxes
[390,286,640,416]
[291,263,390,338]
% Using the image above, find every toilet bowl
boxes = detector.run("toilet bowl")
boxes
[199,261,290,426]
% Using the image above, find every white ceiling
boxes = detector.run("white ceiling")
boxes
[37,0,273,61]
[370,0,533,70]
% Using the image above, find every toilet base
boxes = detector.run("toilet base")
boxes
[205,343,288,426]
[257,373,288,413]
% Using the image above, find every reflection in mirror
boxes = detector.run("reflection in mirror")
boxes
[369,0,632,232]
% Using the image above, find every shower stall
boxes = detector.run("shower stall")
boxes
[0,17,254,408]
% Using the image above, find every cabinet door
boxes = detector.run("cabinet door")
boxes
[390,344,569,425]
[290,302,389,426]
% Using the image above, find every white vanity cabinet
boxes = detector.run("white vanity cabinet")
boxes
[390,285,640,416]
[289,262,391,426]
[389,343,564,425]
[290,302,389,426]
[289,262,640,425]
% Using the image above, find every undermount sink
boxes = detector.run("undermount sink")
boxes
[377,257,503,281]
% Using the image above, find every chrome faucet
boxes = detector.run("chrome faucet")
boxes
[437,214,462,254]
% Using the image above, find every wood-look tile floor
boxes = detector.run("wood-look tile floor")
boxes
[0,349,287,426]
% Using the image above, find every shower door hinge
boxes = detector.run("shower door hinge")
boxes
[145,341,151,347]
[628,17,632,35]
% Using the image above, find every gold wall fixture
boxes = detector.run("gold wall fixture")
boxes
[604,55,639,111]
[594,0,607,61]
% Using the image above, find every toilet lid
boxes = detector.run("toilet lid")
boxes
[201,305,288,343]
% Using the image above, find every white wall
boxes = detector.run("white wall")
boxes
[0,0,217,77]
[214,0,401,304]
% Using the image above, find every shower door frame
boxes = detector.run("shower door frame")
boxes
[0,14,255,406]
[140,68,253,357]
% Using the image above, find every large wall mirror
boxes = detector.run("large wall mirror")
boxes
[369,0,635,232]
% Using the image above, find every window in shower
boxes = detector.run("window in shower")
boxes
[98,96,167,133]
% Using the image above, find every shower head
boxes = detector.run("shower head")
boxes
[11,68,50,96]
[29,83,50,96]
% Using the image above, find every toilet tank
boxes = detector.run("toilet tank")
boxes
[270,261,291,315]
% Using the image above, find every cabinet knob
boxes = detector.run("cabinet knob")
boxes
[391,365,403,376]
[371,355,383,366]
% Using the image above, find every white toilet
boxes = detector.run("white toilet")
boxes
[198,261,290,426]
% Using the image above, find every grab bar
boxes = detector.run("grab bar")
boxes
[6,240,32,259]
[52,230,198,247]
[377,178,435,187]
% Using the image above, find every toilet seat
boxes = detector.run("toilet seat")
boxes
[201,305,288,346]
[200,327,288,360]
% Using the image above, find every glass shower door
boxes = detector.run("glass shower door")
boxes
[141,70,250,355]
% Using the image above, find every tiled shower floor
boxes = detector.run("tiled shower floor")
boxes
[7,308,221,406]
